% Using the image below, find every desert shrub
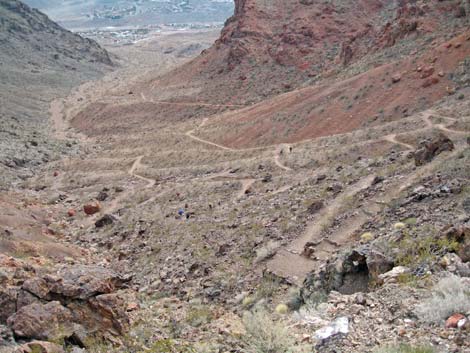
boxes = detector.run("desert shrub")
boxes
[393,228,459,268]
[255,273,281,300]
[242,309,295,353]
[186,305,213,327]
[255,241,280,263]
[286,288,303,311]
[375,343,435,353]
[415,275,470,323]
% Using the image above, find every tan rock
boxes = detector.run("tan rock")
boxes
[14,341,65,353]
[446,313,466,329]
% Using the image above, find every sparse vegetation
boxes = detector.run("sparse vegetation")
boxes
[242,309,295,353]
[255,241,281,263]
[415,275,470,323]
[186,304,213,328]
[393,227,459,269]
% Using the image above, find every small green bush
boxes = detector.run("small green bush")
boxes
[394,229,459,268]
[242,309,294,353]
[186,305,213,327]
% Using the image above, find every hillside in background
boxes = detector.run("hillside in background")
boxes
[0,0,112,187]
[133,0,470,147]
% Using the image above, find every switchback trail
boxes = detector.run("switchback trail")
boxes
[382,134,414,151]
[265,109,469,285]
[273,145,293,171]
[140,92,246,108]
[128,155,156,188]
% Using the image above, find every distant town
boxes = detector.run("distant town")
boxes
[78,22,224,45]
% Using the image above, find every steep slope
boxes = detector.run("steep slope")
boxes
[0,0,112,188]
[2,0,468,352]
[133,0,470,148]
[147,0,468,102]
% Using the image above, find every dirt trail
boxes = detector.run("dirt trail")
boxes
[50,100,68,140]
[81,155,156,227]
[266,174,375,284]
[382,134,414,150]
[422,110,469,136]
[141,92,246,108]
[128,155,156,188]
[267,134,465,285]
[186,128,237,151]
[237,178,257,199]
[184,118,293,175]
[273,145,293,171]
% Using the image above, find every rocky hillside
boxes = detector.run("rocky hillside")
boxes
[136,0,470,148]
[147,0,469,104]
[0,0,112,188]
[0,0,469,352]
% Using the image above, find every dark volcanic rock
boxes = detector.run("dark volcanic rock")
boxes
[7,301,74,341]
[0,287,18,324]
[414,133,454,166]
[3,265,132,347]
[302,248,394,299]
[22,265,128,301]
[307,200,324,214]
[95,214,117,228]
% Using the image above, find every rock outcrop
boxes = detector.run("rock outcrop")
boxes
[414,133,455,166]
[0,260,132,350]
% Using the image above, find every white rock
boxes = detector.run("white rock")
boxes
[314,316,349,340]
[378,266,410,283]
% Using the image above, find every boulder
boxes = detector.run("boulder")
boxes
[443,225,470,262]
[83,203,101,215]
[96,191,108,202]
[88,293,130,335]
[66,296,129,339]
[22,265,128,301]
[0,324,14,346]
[414,133,454,166]
[378,266,410,284]
[95,214,116,228]
[307,200,324,214]
[446,313,466,329]
[422,76,439,88]
[0,287,18,324]
[420,66,435,79]
[302,248,394,299]
[16,289,40,310]
[14,341,65,353]
[7,301,74,341]
[391,74,401,83]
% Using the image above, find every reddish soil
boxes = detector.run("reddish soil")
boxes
[199,31,470,148]
[73,0,470,150]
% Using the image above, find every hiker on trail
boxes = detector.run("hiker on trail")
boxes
[178,208,185,217]
[289,146,293,153]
